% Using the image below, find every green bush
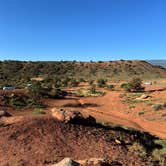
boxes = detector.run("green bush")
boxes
[120,83,127,89]
[152,139,166,166]
[28,81,43,101]
[76,88,104,97]
[47,88,65,98]
[152,104,163,111]
[163,102,166,107]
[128,142,146,158]
[68,78,79,87]
[97,78,106,87]
[32,108,46,115]
[3,94,44,109]
[138,111,145,115]
[89,85,96,94]
[106,84,114,90]
[121,78,144,92]
[88,80,94,85]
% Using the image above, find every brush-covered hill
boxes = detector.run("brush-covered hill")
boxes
[0,60,166,86]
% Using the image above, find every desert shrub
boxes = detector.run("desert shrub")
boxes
[129,105,135,109]
[163,102,166,107]
[138,111,145,115]
[89,85,96,94]
[119,93,126,98]
[128,142,147,158]
[88,80,94,85]
[32,108,46,115]
[76,88,104,97]
[120,83,127,89]
[4,95,25,108]
[152,104,163,111]
[28,80,66,99]
[12,163,22,166]
[121,78,144,92]
[3,93,44,109]
[46,88,66,98]
[26,98,44,108]
[79,77,85,82]
[28,81,43,101]
[152,139,166,166]
[162,113,166,117]
[68,78,79,87]
[106,84,114,90]
[97,78,106,87]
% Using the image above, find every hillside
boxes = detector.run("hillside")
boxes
[0,60,166,86]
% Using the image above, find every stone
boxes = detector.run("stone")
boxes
[51,108,96,125]
[136,94,150,100]
[51,158,80,166]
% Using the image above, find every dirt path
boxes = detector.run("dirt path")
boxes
[78,91,166,139]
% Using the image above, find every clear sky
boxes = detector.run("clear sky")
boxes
[0,0,166,61]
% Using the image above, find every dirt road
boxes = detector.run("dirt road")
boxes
[79,91,166,139]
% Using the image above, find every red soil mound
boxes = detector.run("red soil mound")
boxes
[0,116,149,166]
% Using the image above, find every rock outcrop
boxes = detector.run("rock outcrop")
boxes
[51,157,108,166]
[51,158,80,166]
[51,108,96,125]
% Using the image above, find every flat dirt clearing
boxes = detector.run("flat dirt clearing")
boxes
[1,87,166,139]
[41,85,166,139]
[79,90,166,139]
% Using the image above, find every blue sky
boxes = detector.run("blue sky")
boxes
[0,0,166,61]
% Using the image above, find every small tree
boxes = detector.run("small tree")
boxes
[68,78,79,87]
[88,80,94,86]
[89,84,96,94]
[28,81,43,101]
[97,78,106,87]
[122,78,144,92]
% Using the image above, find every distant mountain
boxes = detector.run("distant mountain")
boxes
[148,60,166,68]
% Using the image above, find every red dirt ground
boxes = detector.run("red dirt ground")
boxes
[78,91,166,139]
[41,88,166,139]
[0,88,165,165]
[1,88,166,139]
[0,116,149,166]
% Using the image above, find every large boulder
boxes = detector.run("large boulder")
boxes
[51,108,66,121]
[51,108,96,125]
[51,158,80,166]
